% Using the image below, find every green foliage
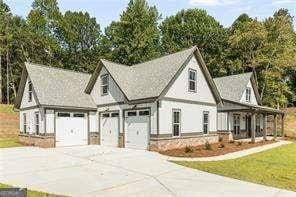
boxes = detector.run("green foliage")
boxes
[184,146,194,153]
[104,0,161,65]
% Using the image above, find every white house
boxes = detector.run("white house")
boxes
[14,46,284,150]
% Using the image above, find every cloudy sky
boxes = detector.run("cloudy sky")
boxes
[4,0,296,29]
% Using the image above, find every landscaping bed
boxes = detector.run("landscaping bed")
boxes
[160,140,275,157]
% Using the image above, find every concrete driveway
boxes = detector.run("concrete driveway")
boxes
[0,145,295,197]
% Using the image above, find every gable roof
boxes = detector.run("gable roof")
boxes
[213,72,262,105]
[85,46,222,104]
[15,63,96,110]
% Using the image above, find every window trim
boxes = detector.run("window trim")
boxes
[101,74,109,96]
[35,112,39,135]
[188,68,197,93]
[172,109,181,137]
[233,114,240,135]
[203,111,209,134]
[23,113,27,134]
[246,87,251,102]
[28,81,33,102]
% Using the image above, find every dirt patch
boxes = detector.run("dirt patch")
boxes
[0,112,19,139]
[159,140,275,158]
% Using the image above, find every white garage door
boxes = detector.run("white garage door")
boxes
[124,109,150,150]
[55,112,88,147]
[100,111,119,147]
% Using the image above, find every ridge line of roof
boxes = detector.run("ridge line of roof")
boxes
[25,62,91,76]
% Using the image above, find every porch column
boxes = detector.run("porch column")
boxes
[281,114,285,137]
[273,114,277,138]
[263,113,267,141]
[251,113,256,143]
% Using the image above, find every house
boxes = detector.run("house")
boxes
[14,46,284,150]
[214,73,284,142]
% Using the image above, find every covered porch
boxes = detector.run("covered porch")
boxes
[218,100,285,143]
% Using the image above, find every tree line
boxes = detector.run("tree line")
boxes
[0,0,295,108]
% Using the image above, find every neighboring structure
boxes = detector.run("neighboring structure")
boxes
[214,73,284,142]
[14,46,284,150]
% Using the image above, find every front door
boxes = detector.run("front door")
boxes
[246,115,252,138]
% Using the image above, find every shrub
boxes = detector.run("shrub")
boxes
[229,140,234,143]
[218,135,223,142]
[237,141,243,146]
[205,141,212,150]
[218,143,225,148]
[184,146,193,153]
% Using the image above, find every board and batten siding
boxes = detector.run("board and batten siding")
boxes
[159,100,217,134]
[97,102,157,135]
[240,80,258,105]
[165,56,216,104]
[45,109,54,133]
[217,112,228,131]
[20,109,45,134]
[89,111,98,133]
[90,67,125,105]
[20,77,38,108]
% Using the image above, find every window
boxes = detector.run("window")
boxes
[23,113,27,134]
[28,81,32,102]
[57,112,70,117]
[246,88,251,102]
[256,116,260,133]
[233,114,240,135]
[203,111,209,134]
[73,113,85,118]
[188,69,197,92]
[127,111,137,117]
[101,74,109,95]
[102,113,110,118]
[35,112,39,135]
[139,110,150,116]
[172,109,181,137]
[111,112,119,117]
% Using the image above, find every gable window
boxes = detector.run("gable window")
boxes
[101,74,109,95]
[233,114,240,135]
[188,69,197,92]
[23,113,27,134]
[172,109,181,137]
[28,81,33,102]
[246,88,251,102]
[35,112,39,135]
[203,111,209,134]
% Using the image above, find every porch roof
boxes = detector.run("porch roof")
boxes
[218,99,284,115]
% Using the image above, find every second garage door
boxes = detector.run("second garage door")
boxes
[124,109,150,149]
[100,111,119,147]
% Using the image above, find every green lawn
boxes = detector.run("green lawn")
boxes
[0,183,64,197]
[174,143,296,191]
[0,138,22,148]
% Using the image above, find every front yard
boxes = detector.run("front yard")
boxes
[174,143,296,191]
[0,138,22,148]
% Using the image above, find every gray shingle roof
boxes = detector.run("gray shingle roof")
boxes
[101,47,196,101]
[213,72,253,102]
[25,63,96,109]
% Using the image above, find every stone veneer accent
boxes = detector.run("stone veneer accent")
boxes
[19,134,54,148]
[149,134,219,151]
[118,133,124,148]
[89,132,100,145]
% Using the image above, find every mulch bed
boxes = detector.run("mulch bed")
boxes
[159,140,275,158]
[283,136,296,142]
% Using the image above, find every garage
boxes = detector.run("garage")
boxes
[55,111,88,147]
[124,109,150,149]
[100,111,119,147]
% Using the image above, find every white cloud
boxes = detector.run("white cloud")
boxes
[189,0,239,6]
[272,0,296,4]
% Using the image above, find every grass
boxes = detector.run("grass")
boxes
[0,183,64,197]
[0,104,16,114]
[0,138,22,148]
[174,143,296,191]
[285,107,296,138]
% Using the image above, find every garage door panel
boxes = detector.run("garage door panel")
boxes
[100,112,119,147]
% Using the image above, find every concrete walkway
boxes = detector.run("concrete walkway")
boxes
[165,140,292,161]
[0,145,295,197]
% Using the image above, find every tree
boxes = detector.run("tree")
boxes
[57,11,102,72]
[104,0,161,65]
[160,9,228,76]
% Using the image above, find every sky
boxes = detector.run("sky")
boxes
[4,0,296,30]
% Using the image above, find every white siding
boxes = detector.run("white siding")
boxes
[240,80,258,105]
[20,108,44,134]
[98,102,157,135]
[217,112,227,131]
[20,77,38,108]
[159,100,217,134]
[90,67,125,105]
[165,57,216,104]
[45,109,55,133]
[89,111,98,132]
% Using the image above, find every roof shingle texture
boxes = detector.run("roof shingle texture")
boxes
[213,72,252,102]
[101,47,195,101]
[26,63,96,109]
